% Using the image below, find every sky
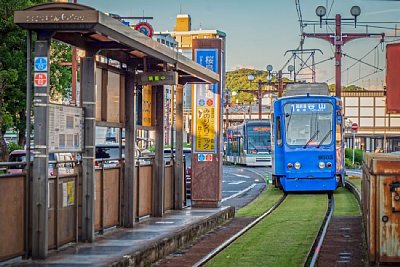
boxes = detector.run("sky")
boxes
[78,0,400,89]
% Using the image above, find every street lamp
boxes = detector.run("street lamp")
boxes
[305,5,384,97]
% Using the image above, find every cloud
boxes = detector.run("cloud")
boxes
[229,64,256,71]
[363,8,400,16]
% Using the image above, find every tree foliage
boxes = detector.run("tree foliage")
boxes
[328,84,366,91]
[225,68,290,104]
[0,0,48,160]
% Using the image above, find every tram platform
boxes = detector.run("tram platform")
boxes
[12,207,234,267]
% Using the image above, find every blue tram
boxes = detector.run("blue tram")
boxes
[272,94,345,191]
[225,120,272,166]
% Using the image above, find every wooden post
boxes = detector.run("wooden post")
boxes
[80,52,96,242]
[123,66,136,226]
[174,84,184,209]
[31,38,50,259]
[153,85,165,216]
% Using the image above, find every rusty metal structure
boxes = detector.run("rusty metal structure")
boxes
[362,153,400,264]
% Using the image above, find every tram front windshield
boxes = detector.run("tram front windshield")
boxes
[284,103,333,147]
[247,125,271,153]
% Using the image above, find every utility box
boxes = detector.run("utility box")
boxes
[362,153,400,265]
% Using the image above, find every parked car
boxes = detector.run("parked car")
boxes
[95,144,124,168]
[7,150,75,176]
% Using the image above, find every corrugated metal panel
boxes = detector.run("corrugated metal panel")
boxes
[386,44,400,114]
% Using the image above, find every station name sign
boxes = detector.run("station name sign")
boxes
[137,71,178,86]
[14,10,98,24]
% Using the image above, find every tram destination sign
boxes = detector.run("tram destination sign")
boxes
[136,71,178,86]
[289,103,330,113]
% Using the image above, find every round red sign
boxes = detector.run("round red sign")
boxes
[134,22,154,37]
[351,122,358,131]
[34,73,47,87]
[206,99,214,106]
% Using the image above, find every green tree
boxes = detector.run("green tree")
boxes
[0,0,48,160]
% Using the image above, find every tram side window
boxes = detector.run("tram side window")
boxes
[276,116,282,146]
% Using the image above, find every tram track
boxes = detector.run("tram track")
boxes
[193,192,287,267]
[304,192,334,267]
[308,181,365,267]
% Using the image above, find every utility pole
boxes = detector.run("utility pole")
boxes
[304,7,384,97]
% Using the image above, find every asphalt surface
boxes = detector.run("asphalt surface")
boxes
[221,165,272,209]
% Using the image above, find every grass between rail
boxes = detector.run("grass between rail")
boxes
[236,186,284,218]
[206,194,328,267]
[333,187,361,216]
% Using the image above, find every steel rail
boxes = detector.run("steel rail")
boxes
[307,193,334,267]
[193,192,287,267]
[306,180,361,266]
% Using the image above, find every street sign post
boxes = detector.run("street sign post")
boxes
[351,122,358,132]
[351,122,358,165]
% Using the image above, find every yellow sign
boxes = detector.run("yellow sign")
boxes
[67,181,75,206]
[142,85,152,126]
[195,107,215,152]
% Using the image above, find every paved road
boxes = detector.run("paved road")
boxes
[221,165,273,209]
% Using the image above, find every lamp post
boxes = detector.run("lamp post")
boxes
[304,5,384,97]
[246,65,294,120]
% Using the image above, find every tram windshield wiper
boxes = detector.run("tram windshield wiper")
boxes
[316,129,332,148]
[285,108,293,131]
[303,130,319,149]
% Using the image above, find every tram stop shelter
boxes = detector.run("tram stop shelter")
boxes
[12,2,219,259]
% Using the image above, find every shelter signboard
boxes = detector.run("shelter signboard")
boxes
[193,49,219,153]
[48,104,83,152]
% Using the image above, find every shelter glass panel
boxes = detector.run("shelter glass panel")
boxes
[107,71,120,123]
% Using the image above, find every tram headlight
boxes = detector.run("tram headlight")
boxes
[294,162,301,169]
[287,163,293,169]
[327,162,332,168]
[318,162,326,169]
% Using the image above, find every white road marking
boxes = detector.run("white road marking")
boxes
[232,174,251,178]
[221,183,257,202]
[228,181,246,185]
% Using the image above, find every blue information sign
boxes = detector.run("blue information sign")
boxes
[198,154,206,161]
[195,49,218,94]
[34,57,48,71]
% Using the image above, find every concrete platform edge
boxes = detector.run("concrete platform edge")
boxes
[109,206,235,267]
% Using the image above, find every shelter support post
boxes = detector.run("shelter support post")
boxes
[123,66,137,226]
[174,84,184,209]
[80,53,96,242]
[153,85,165,217]
[31,38,50,259]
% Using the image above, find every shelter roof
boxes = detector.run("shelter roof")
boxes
[14,3,219,84]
